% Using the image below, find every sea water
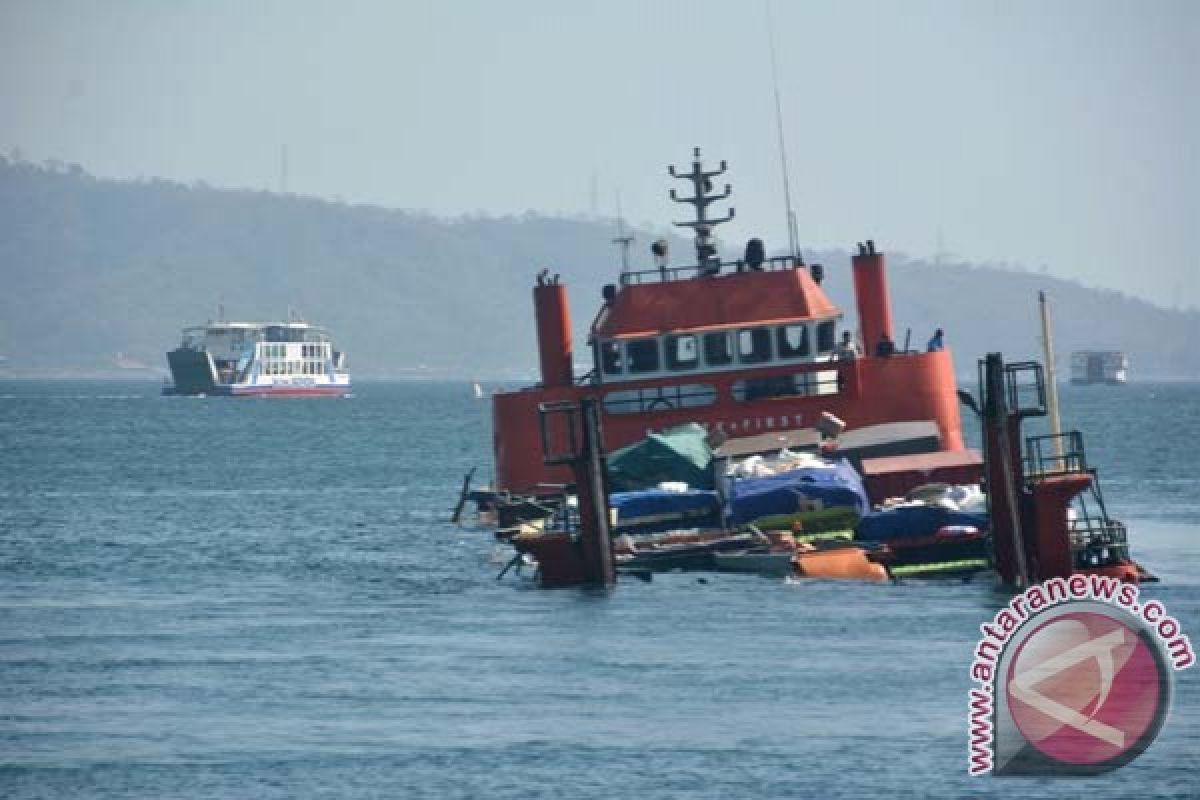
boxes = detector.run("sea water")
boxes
[1,380,1196,799]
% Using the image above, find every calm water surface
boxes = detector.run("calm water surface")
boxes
[1,380,1197,798]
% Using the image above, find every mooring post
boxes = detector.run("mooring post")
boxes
[982,353,1029,588]
[450,466,476,524]
[574,397,616,587]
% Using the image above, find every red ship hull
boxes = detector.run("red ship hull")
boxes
[493,349,964,493]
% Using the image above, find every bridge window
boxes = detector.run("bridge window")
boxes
[817,320,836,354]
[626,338,660,374]
[703,331,733,366]
[600,341,623,375]
[777,324,810,359]
[666,334,698,370]
[738,328,772,364]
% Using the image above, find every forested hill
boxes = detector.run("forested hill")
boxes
[1,158,1196,379]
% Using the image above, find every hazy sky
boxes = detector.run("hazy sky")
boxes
[2,0,1197,308]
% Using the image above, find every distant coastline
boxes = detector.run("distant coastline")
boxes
[3,158,1197,381]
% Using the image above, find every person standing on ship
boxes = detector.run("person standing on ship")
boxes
[836,331,861,361]
[927,328,945,352]
[875,334,896,357]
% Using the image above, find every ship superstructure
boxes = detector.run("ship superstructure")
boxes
[164,319,350,396]
[491,149,966,492]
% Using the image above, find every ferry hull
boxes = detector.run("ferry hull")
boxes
[164,349,351,397]
[163,381,352,397]
[222,384,352,397]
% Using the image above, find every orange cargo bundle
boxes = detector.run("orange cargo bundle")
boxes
[794,546,889,582]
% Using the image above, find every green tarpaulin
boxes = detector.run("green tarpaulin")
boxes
[606,423,714,492]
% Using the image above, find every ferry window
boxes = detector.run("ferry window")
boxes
[626,338,660,374]
[703,331,733,366]
[738,328,772,364]
[600,341,623,375]
[741,374,799,401]
[666,334,698,370]
[603,383,717,414]
[816,321,836,353]
[777,324,810,359]
[733,371,840,401]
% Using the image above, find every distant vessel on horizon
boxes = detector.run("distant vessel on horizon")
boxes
[164,319,351,397]
[1070,350,1128,385]
[113,352,157,371]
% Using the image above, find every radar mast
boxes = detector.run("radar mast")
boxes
[668,147,735,274]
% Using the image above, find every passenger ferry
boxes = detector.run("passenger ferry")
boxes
[491,148,967,492]
[1070,350,1128,385]
[163,318,351,396]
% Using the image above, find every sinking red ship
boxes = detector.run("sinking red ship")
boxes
[492,148,966,493]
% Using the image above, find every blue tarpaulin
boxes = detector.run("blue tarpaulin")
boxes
[729,460,868,525]
[855,505,989,542]
[610,489,722,534]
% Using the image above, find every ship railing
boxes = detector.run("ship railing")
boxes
[1023,431,1088,480]
[619,256,805,285]
[1003,360,1047,419]
[1069,517,1131,568]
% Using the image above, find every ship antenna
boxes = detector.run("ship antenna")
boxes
[611,190,634,277]
[767,0,799,260]
[668,147,735,274]
[281,144,289,194]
